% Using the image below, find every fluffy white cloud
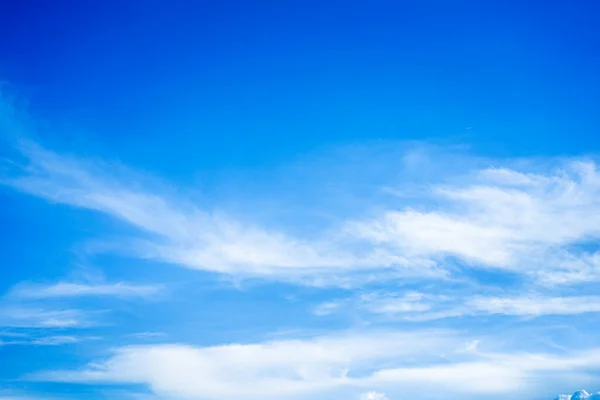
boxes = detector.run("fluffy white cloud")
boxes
[31,330,600,400]
[347,161,600,284]
[31,330,463,399]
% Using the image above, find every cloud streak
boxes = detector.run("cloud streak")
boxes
[318,292,600,321]
[7,282,162,300]
[0,334,97,346]
[0,307,90,328]
[0,280,162,329]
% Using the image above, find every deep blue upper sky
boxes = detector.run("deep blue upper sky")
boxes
[1,0,599,173]
[1,2,600,400]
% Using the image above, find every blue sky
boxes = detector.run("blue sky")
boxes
[1,1,600,399]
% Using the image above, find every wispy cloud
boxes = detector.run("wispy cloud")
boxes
[468,295,600,317]
[29,335,91,345]
[312,300,345,316]
[0,334,98,346]
[317,292,600,320]
[127,332,167,340]
[0,279,162,329]
[0,307,90,328]
[7,282,162,300]
[3,140,440,284]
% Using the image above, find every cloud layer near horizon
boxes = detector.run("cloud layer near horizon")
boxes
[30,330,600,400]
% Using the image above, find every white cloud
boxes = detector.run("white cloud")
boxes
[30,331,600,400]
[0,389,63,400]
[360,391,388,400]
[317,292,600,320]
[128,332,167,339]
[30,335,89,346]
[464,339,480,353]
[0,280,160,329]
[32,330,461,399]
[554,390,600,400]
[556,395,573,400]
[358,291,438,315]
[467,295,600,316]
[7,282,162,299]
[347,161,600,284]
[312,300,344,316]
[0,307,89,328]
[0,334,96,346]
